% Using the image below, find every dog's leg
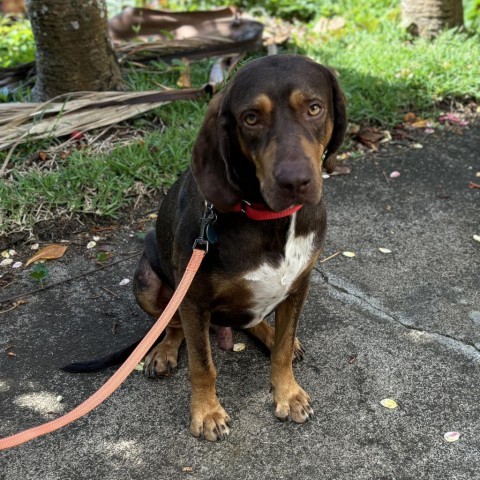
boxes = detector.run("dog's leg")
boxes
[246,320,304,361]
[133,253,185,377]
[180,301,231,441]
[270,276,314,423]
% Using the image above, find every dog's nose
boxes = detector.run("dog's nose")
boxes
[275,165,312,195]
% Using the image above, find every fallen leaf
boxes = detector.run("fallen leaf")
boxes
[8,249,16,256]
[439,113,468,126]
[148,213,158,220]
[322,173,330,179]
[313,16,346,33]
[12,261,23,269]
[473,235,480,243]
[7,351,17,358]
[476,172,480,178]
[92,236,101,242]
[119,278,130,286]
[1,251,10,259]
[342,251,356,258]
[380,398,398,409]
[403,112,416,123]
[425,128,435,134]
[330,165,352,176]
[86,241,97,249]
[56,395,63,403]
[411,119,428,128]
[444,431,460,443]
[31,243,40,250]
[134,362,144,372]
[70,131,85,141]
[379,130,392,143]
[182,467,194,473]
[378,248,392,254]
[233,343,246,352]
[1,258,13,267]
[357,127,384,150]
[390,171,401,178]
[25,244,67,267]
[412,143,423,149]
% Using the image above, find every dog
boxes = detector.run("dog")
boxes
[63,54,347,441]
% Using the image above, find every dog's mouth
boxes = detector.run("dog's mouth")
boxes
[260,180,322,212]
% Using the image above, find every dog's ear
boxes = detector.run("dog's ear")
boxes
[323,68,347,174]
[191,92,242,212]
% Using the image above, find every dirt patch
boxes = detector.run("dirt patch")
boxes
[0,193,164,251]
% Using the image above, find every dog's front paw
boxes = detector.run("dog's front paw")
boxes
[272,382,314,423]
[190,402,231,442]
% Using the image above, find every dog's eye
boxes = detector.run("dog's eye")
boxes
[243,113,258,126]
[308,104,322,117]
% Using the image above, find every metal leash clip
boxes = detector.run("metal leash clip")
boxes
[193,202,217,252]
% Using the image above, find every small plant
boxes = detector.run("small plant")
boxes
[96,251,112,262]
[29,263,49,287]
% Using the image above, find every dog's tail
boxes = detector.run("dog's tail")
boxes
[60,333,164,373]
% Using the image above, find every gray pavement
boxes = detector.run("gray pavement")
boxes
[1,125,479,479]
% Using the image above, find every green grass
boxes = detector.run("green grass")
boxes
[0,100,206,234]
[301,24,480,125]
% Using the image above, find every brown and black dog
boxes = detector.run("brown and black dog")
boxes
[64,55,347,441]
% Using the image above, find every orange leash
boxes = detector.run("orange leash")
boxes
[0,248,206,451]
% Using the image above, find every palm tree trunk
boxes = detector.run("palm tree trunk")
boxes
[401,0,464,37]
[26,0,124,101]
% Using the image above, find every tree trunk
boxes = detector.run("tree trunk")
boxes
[26,0,124,101]
[401,0,464,37]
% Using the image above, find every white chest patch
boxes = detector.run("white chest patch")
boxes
[243,213,315,327]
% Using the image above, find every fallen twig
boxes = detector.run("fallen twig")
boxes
[319,251,341,263]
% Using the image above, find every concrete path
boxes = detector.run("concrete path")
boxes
[1,125,479,479]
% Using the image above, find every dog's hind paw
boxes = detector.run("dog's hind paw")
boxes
[143,343,178,378]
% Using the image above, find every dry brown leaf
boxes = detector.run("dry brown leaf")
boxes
[411,119,428,128]
[25,244,68,267]
[403,112,416,123]
[357,127,384,150]
[177,58,192,88]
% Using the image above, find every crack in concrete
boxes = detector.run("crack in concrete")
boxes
[313,267,480,361]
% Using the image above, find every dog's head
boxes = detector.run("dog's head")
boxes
[191,55,347,212]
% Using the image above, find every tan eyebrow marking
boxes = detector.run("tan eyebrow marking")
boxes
[249,94,274,114]
[289,89,308,109]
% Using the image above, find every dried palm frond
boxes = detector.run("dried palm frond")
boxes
[0,87,207,151]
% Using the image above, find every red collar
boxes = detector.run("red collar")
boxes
[230,200,303,221]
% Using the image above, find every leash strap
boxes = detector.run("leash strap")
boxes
[0,247,206,451]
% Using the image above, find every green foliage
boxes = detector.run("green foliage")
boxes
[166,0,317,20]
[30,263,49,286]
[298,0,480,126]
[0,16,35,68]
[464,0,480,30]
